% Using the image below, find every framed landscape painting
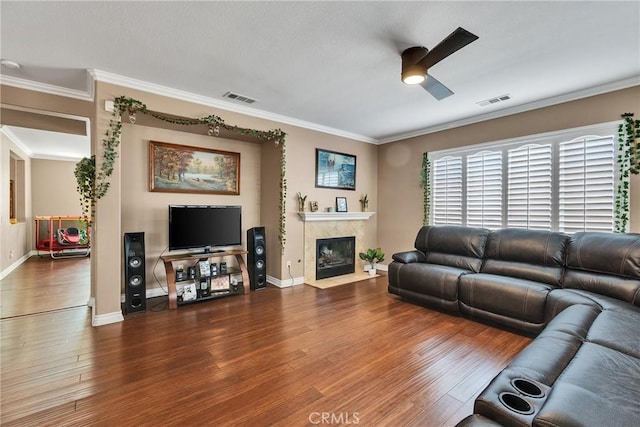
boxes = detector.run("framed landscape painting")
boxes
[315,148,356,190]
[149,141,240,195]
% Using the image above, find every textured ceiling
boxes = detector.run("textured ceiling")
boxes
[1,1,639,154]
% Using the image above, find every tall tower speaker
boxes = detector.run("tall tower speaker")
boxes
[124,232,146,314]
[247,227,267,290]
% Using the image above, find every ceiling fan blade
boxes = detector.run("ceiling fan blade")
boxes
[420,74,454,100]
[417,27,479,70]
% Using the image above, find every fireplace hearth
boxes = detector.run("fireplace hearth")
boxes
[316,236,355,280]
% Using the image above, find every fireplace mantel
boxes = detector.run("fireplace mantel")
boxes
[297,212,375,222]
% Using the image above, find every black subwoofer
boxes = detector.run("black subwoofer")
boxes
[124,232,146,314]
[247,227,266,290]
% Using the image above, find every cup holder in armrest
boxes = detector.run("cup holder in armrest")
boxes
[498,392,534,415]
[511,378,545,398]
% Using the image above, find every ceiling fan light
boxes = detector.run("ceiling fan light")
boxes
[401,62,426,85]
[403,73,425,85]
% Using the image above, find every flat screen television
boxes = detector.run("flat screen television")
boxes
[169,205,242,252]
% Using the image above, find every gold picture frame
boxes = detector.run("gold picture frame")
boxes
[149,140,240,195]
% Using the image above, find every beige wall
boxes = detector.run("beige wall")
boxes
[120,125,262,293]
[92,81,377,317]
[1,132,32,275]
[0,85,94,119]
[283,127,378,279]
[31,159,82,218]
[378,86,640,258]
[3,81,638,322]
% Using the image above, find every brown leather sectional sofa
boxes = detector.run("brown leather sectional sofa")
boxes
[388,226,640,426]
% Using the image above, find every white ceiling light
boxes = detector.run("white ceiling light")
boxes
[402,65,426,85]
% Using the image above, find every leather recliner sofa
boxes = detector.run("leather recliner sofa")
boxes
[388,226,640,427]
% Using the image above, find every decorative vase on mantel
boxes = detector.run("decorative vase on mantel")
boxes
[297,192,307,212]
[360,194,369,212]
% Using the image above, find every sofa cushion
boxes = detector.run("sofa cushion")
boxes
[584,304,640,358]
[566,231,640,278]
[481,228,569,286]
[533,342,640,427]
[562,270,640,307]
[388,262,466,311]
[414,225,489,272]
[459,273,554,325]
[547,288,638,321]
[563,232,640,307]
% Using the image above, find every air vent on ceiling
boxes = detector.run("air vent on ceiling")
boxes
[476,94,511,107]
[222,91,258,104]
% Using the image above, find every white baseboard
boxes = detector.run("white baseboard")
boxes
[267,274,304,288]
[91,307,124,326]
[0,250,36,280]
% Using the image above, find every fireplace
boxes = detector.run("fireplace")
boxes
[316,236,355,280]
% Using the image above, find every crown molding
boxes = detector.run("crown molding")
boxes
[0,73,94,101]
[378,75,640,144]
[0,125,33,157]
[31,153,86,162]
[89,69,377,144]
[3,69,636,145]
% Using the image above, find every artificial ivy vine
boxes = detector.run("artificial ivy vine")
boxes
[614,112,640,233]
[279,140,287,254]
[419,152,431,225]
[75,96,288,252]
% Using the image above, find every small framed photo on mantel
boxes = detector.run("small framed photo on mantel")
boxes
[336,197,348,212]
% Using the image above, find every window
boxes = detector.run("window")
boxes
[467,151,502,228]
[430,123,617,232]
[558,137,614,232]
[432,156,463,225]
[507,144,552,230]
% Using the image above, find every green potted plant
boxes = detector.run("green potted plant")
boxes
[359,247,385,276]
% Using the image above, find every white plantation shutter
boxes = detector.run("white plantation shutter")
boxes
[432,156,463,225]
[429,123,617,232]
[559,136,614,232]
[507,144,552,230]
[467,151,502,228]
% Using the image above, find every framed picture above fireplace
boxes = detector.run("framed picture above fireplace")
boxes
[315,149,356,190]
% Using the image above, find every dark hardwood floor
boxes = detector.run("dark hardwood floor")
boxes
[1,261,531,426]
[0,255,90,319]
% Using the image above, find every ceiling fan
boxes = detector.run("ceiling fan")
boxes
[401,27,479,100]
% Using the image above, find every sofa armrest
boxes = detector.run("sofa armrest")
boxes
[392,250,427,264]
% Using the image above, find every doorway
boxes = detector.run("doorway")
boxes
[0,106,92,318]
